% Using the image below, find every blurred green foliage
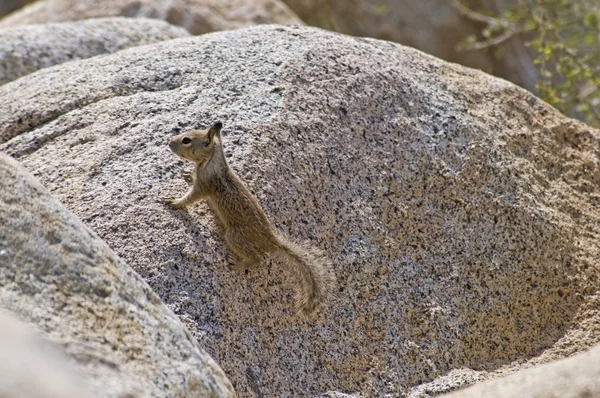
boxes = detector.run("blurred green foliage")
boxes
[455,0,600,127]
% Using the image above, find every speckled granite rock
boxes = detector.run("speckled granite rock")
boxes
[0,0,302,34]
[408,368,489,397]
[0,154,235,397]
[1,25,599,397]
[442,342,600,398]
[0,17,189,85]
[0,309,97,398]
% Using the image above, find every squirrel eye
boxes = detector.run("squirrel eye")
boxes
[182,137,191,144]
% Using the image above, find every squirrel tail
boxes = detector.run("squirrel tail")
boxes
[275,237,336,316]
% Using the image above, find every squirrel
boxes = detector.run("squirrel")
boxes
[162,121,336,315]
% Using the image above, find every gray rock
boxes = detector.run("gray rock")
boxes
[0,309,97,398]
[320,393,360,398]
[0,0,303,34]
[0,17,189,85]
[0,154,235,397]
[442,343,600,398]
[409,368,488,397]
[1,24,599,397]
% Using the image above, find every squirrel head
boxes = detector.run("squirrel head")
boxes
[169,122,223,165]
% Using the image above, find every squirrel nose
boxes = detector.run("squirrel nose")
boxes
[168,138,178,151]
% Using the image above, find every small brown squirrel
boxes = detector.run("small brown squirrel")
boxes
[163,122,336,315]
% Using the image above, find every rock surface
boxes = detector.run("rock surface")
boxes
[442,342,600,397]
[0,154,235,397]
[0,309,97,398]
[1,24,599,397]
[0,17,189,85]
[0,0,303,34]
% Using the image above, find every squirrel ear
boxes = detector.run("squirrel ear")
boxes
[208,121,223,141]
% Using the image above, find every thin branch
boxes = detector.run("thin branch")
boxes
[451,0,509,28]
[459,29,524,51]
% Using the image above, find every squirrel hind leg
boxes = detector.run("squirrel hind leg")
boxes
[227,252,256,272]
[224,228,262,271]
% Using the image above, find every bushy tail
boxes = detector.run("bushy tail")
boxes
[275,237,336,316]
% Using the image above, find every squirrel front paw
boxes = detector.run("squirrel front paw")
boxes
[229,262,251,272]
[159,196,187,210]
[227,254,251,272]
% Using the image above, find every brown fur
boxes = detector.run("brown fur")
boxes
[163,122,336,315]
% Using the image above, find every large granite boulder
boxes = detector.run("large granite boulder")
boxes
[442,342,600,397]
[1,24,599,397]
[0,309,96,398]
[0,0,303,34]
[0,154,235,397]
[0,17,189,85]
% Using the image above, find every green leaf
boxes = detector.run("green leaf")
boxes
[583,12,598,27]
[584,33,596,45]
